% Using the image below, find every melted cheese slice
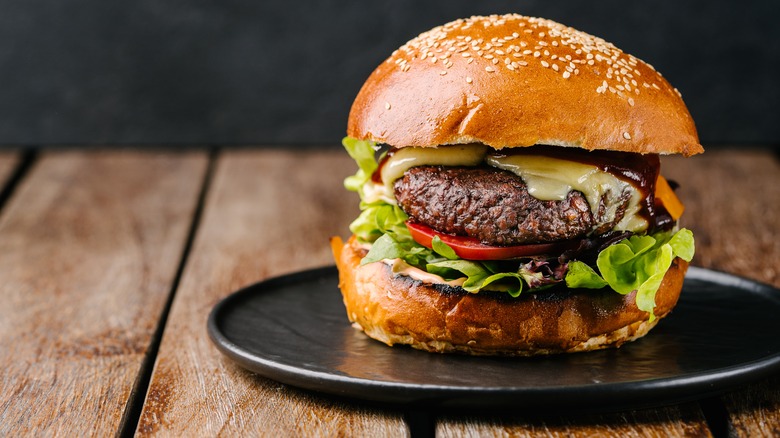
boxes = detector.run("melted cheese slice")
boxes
[363,144,488,205]
[380,144,488,186]
[487,154,647,232]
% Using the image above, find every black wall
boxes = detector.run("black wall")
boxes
[1,1,778,147]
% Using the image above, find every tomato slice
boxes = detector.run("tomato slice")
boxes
[405,221,574,260]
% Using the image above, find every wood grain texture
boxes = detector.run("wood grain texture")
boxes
[0,151,20,188]
[136,150,408,436]
[0,151,208,436]
[664,149,780,438]
[437,404,712,437]
[722,377,780,437]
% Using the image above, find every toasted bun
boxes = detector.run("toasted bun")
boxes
[348,14,703,156]
[331,236,688,356]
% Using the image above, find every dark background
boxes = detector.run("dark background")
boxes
[1,0,778,148]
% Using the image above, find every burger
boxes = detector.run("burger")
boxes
[330,14,703,356]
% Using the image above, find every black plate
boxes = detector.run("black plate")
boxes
[207,266,780,410]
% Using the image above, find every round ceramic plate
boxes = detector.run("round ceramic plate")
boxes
[207,266,780,410]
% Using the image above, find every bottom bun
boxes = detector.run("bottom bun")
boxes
[330,236,688,356]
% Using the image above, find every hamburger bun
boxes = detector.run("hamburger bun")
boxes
[348,14,703,156]
[332,236,687,356]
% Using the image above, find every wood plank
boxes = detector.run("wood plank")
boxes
[665,149,780,437]
[0,151,208,436]
[136,150,408,436]
[438,404,712,437]
[722,377,780,437]
[0,151,20,190]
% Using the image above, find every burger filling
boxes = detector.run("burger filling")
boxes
[343,137,695,319]
[394,166,629,245]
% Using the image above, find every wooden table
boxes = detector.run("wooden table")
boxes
[0,147,777,437]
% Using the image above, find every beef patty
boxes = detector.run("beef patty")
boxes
[393,166,630,246]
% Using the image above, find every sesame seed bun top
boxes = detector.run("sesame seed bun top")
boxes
[347,14,704,156]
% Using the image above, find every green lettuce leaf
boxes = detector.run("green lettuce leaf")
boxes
[342,137,378,193]
[565,261,608,289]
[565,228,695,320]
[431,235,458,260]
[427,259,525,297]
[349,202,410,243]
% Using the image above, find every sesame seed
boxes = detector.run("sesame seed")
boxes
[440,70,447,75]
[623,132,632,140]
[385,102,391,110]
[466,76,473,83]
[628,97,635,106]
[384,14,669,100]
